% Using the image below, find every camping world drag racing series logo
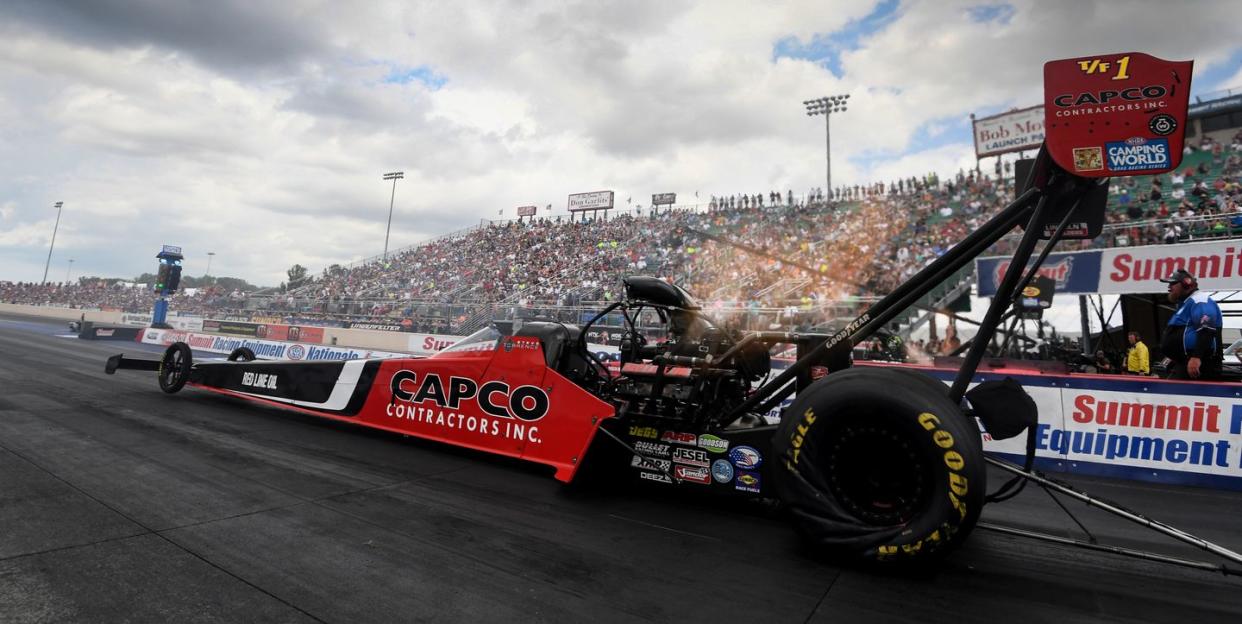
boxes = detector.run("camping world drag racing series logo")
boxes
[385,370,549,443]
[1105,137,1169,172]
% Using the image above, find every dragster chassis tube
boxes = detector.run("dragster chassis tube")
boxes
[987,456,1242,572]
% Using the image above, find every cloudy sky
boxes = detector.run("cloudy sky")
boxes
[2,0,1239,286]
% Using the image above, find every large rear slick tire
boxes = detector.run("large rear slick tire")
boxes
[158,342,193,394]
[772,367,984,565]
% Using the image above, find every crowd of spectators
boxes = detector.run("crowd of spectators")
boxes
[5,132,1240,333]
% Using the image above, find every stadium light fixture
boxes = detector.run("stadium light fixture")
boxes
[42,201,64,285]
[382,171,405,261]
[66,259,74,284]
[803,94,850,195]
[205,251,215,280]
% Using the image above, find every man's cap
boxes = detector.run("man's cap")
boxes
[1159,269,1196,284]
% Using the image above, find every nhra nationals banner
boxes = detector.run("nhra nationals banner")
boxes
[140,328,408,361]
[1100,239,1242,294]
[975,249,1102,296]
[913,368,1242,490]
[972,105,1045,158]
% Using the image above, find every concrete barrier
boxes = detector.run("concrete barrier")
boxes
[0,303,125,324]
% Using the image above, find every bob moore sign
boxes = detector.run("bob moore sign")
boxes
[568,191,614,212]
[973,106,1045,158]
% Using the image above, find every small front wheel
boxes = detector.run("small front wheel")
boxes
[158,342,193,394]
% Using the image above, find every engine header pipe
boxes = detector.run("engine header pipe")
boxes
[725,187,1040,421]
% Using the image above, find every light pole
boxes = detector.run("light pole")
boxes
[804,94,849,198]
[382,171,404,261]
[205,251,215,280]
[65,259,74,284]
[42,201,64,284]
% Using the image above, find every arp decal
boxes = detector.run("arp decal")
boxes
[660,431,697,445]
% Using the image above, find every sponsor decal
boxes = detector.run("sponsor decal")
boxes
[711,459,734,484]
[991,256,1076,293]
[734,470,761,493]
[287,344,306,360]
[729,445,762,470]
[1148,114,1177,136]
[1052,85,1168,110]
[1072,146,1103,171]
[674,464,711,484]
[95,329,115,337]
[697,434,729,454]
[639,470,672,484]
[348,322,407,332]
[787,408,816,469]
[634,441,671,457]
[241,371,279,390]
[673,447,710,468]
[385,371,548,443]
[629,426,659,439]
[1105,137,1168,172]
[660,431,697,445]
[631,455,672,471]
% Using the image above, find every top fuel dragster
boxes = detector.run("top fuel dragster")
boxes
[107,52,1242,573]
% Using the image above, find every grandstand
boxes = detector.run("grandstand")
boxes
[4,127,1240,339]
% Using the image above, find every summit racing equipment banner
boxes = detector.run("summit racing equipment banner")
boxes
[1044,52,1192,177]
[897,366,1242,491]
[976,249,1102,296]
[973,105,1045,158]
[977,240,1242,296]
[140,328,409,361]
[1100,239,1242,294]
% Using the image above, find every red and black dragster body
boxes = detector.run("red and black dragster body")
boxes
[107,55,1242,573]
[106,282,785,490]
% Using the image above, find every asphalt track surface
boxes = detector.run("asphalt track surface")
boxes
[1,314,1239,623]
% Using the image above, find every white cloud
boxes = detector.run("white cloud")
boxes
[0,0,1237,285]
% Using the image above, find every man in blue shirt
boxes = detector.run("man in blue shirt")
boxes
[1159,269,1223,380]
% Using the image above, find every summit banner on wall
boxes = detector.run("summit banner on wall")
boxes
[977,239,1242,297]
[1099,239,1242,295]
